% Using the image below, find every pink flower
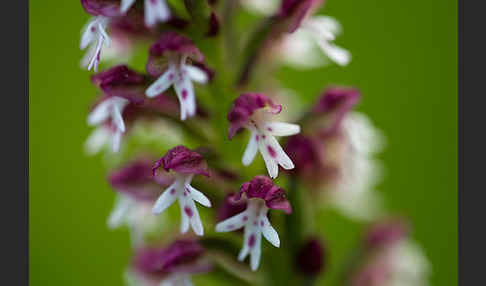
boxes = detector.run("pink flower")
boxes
[215,176,292,270]
[152,146,212,236]
[228,93,300,178]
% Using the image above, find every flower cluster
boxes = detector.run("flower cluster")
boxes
[78,0,430,285]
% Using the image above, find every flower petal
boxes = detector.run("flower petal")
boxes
[112,129,122,152]
[174,74,196,120]
[258,138,279,179]
[181,197,204,236]
[146,68,175,98]
[120,0,136,13]
[261,216,280,247]
[249,230,262,271]
[266,135,294,170]
[215,211,248,232]
[144,0,170,27]
[111,104,126,132]
[107,195,132,229]
[185,65,208,84]
[87,99,112,125]
[265,122,300,137]
[84,126,110,155]
[317,41,351,66]
[242,131,259,166]
[238,227,251,261]
[178,198,190,234]
[152,182,179,214]
[186,185,211,207]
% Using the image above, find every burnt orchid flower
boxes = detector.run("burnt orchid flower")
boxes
[215,175,292,271]
[152,146,212,236]
[120,0,170,27]
[80,0,126,71]
[130,240,211,286]
[278,0,351,68]
[228,93,300,179]
[86,65,146,153]
[80,16,111,72]
[87,95,129,152]
[145,32,210,120]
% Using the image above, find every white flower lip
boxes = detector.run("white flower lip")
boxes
[80,16,111,72]
[215,198,281,271]
[86,96,129,153]
[146,60,208,121]
[241,118,300,179]
[152,174,211,236]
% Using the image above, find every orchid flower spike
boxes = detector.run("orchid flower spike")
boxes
[228,93,301,178]
[152,146,212,236]
[215,176,292,270]
[145,32,212,120]
[120,0,170,27]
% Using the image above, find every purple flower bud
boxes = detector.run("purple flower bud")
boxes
[296,238,326,276]
[365,219,409,250]
[278,0,323,33]
[134,240,206,275]
[227,93,282,139]
[109,8,155,38]
[206,13,220,37]
[285,134,322,174]
[108,158,174,202]
[81,0,123,17]
[236,175,292,214]
[153,146,210,177]
[216,193,248,222]
[146,32,205,78]
[313,86,360,136]
[91,65,147,105]
[313,86,360,114]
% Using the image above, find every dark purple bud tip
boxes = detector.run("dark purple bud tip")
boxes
[81,0,123,17]
[153,146,210,177]
[206,13,220,37]
[285,134,321,173]
[149,31,204,60]
[236,175,292,214]
[108,159,173,202]
[365,219,409,250]
[217,193,248,222]
[278,0,322,33]
[146,32,206,78]
[227,93,282,139]
[134,240,204,275]
[312,86,361,136]
[313,86,361,115]
[296,237,326,276]
[91,65,147,104]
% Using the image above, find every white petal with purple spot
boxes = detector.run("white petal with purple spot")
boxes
[242,131,259,166]
[146,67,176,98]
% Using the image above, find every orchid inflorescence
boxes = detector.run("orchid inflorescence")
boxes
[79,0,431,285]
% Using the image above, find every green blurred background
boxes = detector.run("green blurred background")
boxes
[30,0,457,285]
